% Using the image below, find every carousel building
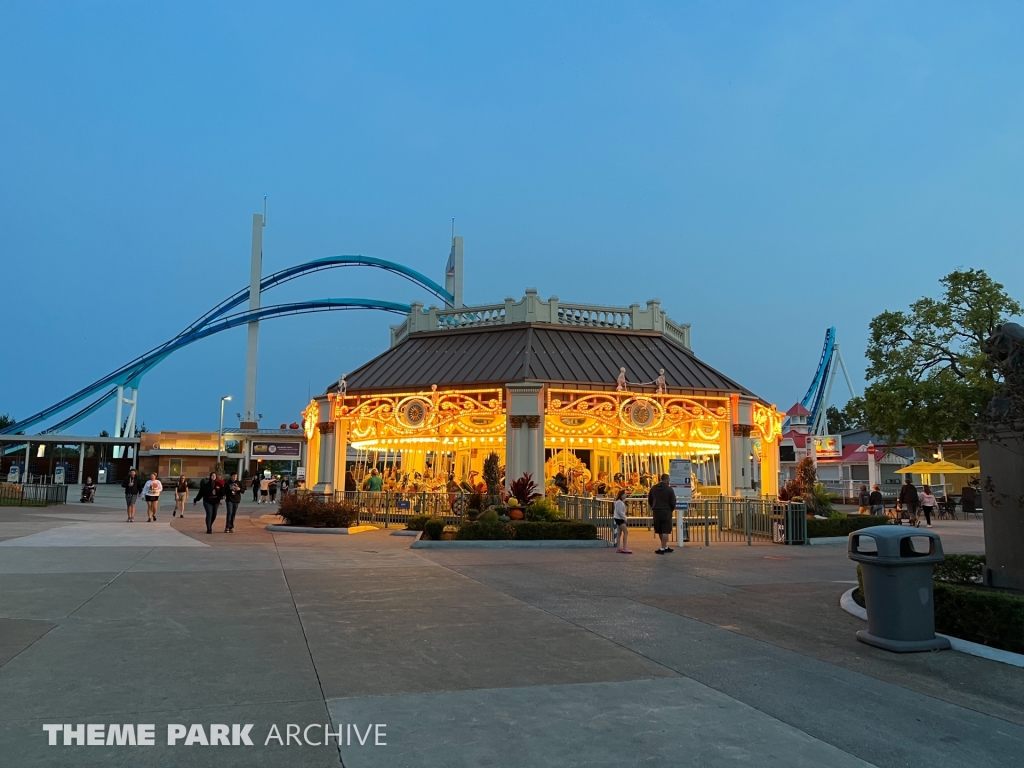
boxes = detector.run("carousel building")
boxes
[302,290,783,498]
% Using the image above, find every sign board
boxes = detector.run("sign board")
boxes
[250,442,302,459]
[669,458,693,509]
[296,467,306,481]
[54,466,65,485]
[669,458,692,547]
[7,465,20,483]
[812,435,842,458]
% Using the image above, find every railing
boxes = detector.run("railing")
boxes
[298,490,470,528]
[390,291,691,349]
[556,495,807,545]
[0,483,69,507]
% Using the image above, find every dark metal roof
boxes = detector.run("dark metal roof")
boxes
[331,324,757,398]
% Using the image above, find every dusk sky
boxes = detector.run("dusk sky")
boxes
[2,2,1023,434]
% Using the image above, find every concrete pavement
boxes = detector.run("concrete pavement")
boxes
[0,491,1018,767]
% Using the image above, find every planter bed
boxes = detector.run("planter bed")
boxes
[807,515,889,539]
[265,524,379,535]
[412,538,610,549]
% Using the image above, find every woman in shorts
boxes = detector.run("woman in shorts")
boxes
[142,473,163,522]
[613,489,631,554]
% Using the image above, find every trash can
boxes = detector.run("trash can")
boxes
[847,526,951,653]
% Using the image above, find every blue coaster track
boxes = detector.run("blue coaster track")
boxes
[3,256,450,435]
[798,327,836,432]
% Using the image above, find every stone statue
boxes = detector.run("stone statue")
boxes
[337,374,347,397]
[616,368,628,392]
[983,323,1024,422]
[655,369,667,395]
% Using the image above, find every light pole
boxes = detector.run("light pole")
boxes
[217,396,233,475]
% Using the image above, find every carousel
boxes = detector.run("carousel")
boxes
[302,290,782,499]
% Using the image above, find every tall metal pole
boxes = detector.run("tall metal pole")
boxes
[217,396,232,474]
[243,211,264,426]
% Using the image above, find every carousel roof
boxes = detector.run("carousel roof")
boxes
[330,323,757,398]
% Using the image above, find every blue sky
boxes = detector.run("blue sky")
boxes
[2,2,1023,433]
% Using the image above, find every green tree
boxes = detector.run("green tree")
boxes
[852,269,1021,447]
[825,403,860,433]
[0,413,13,430]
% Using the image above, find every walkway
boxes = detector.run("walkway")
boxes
[0,492,1017,767]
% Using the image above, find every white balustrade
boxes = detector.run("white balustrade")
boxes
[390,290,691,349]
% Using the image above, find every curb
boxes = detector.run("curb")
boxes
[390,530,421,537]
[265,524,379,535]
[411,538,611,549]
[808,536,849,546]
[839,587,1024,668]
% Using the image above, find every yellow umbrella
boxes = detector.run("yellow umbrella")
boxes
[926,460,977,474]
[894,461,937,474]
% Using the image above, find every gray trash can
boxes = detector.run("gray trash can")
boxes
[848,526,951,653]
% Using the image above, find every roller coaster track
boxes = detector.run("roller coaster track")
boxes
[3,255,443,435]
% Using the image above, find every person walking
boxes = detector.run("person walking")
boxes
[648,473,677,554]
[259,475,270,503]
[869,484,884,516]
[280,475,290,496]
[223,473,243,533]
[142,472,163,522]
[919,484,937,528]
[251,474,260,502]
[193,472,225,534]
[173,475,188,517]
[121,469,144,522]
[857,484,870,514]
[898,476,920,526]
[269,476,278,504]
[613,489,631,554]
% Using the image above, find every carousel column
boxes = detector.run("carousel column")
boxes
[760,435,780,498]
[731,396,754,497]
[314,420,336,494]
[332,417,349,494]
[505,383,545,492]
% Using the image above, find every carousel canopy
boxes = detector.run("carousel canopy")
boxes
[329,323,758,398]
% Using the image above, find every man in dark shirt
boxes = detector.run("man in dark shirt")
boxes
[898,477,919,526]
[647,474,677,554]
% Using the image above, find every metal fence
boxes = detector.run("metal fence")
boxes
[304,490,470,528]
[0,483,69,507]
[556,495,808,546]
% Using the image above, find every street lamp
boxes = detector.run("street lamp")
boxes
[217,396,233,475]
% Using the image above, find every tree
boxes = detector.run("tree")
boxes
[825,404,860,433]
[853,269,1021,447]
[0,413,13,430]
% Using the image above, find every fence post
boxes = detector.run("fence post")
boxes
[704,501,710,546]
[745,500,752,546]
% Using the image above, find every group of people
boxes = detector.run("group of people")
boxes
[608,473,679,556]
[116,469,290,534]
[856,476,979,527]
[251,473,288,503]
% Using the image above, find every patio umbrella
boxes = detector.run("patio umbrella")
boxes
[894,461,938,474]
[926,460,977,474]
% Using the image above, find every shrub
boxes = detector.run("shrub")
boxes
[807,515,889,538]
[933,582,1024,654]
[478,509,500,525]
[806,514,888,536]
[455,521,514,540]
[526,497,562,522]
[278,494,358,528]
[811,483,834,515]
[406,514,431,531]
[933,554,986,585]
[483,452,502,497]
[509,472,541,506]
[423,518,446,540]
[512,521,597,540]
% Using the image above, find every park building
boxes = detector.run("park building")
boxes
[301,290,784,498]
